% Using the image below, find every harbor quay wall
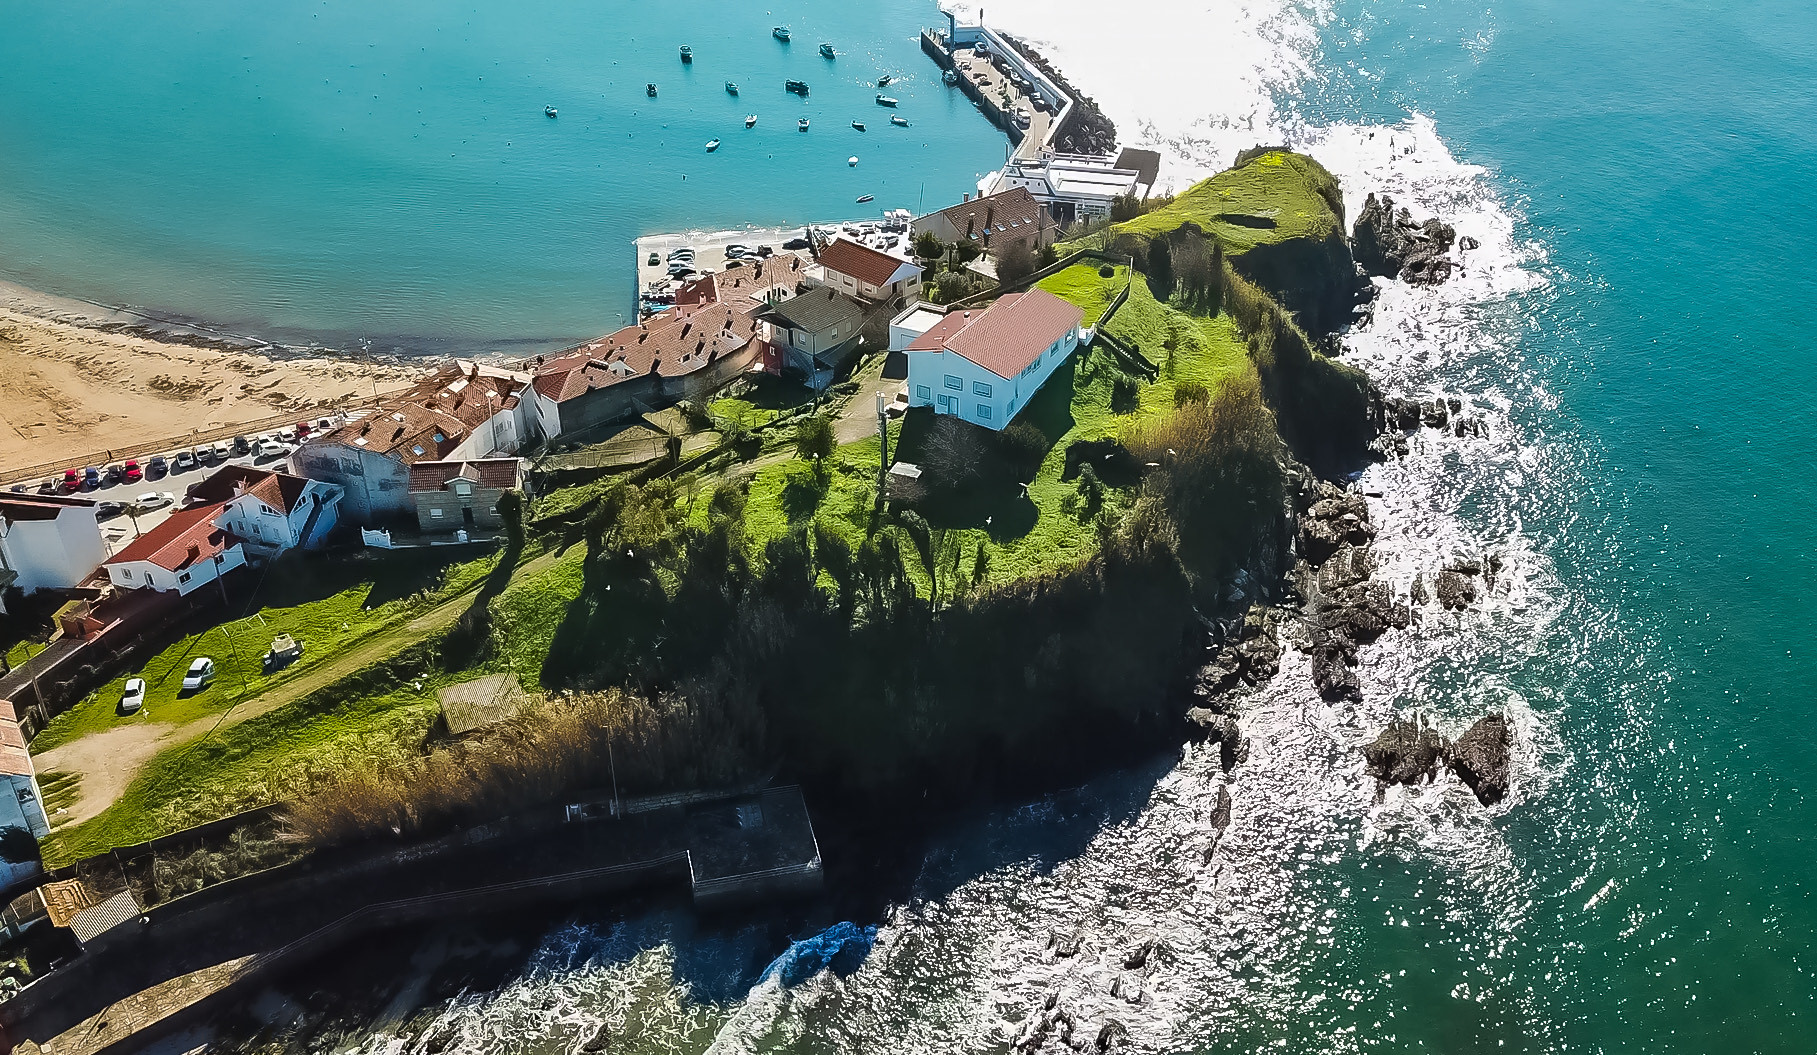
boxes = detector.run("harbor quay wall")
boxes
[921,25,1073,152]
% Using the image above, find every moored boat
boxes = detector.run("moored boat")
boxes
[942,69,958,86]
[855,194,874,203]
[798,118,810,131]
[773,26,791,41]
[544,105,558,118]
[705,138,720,152]
[852,121,866,131]
[820,43,836,59]
[726,81,739,95]
[785,79,809,95]
[875,94,898,107]
[890,115,908,127]
[848,155,859,166]
[878,75,893,87]
[647,83,658,96]
[745,114,758,128]
[680,45,693,63]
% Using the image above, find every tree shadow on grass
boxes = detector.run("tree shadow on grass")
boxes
[778,468,830,525]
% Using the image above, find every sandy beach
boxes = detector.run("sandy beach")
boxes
[0,297,417,475]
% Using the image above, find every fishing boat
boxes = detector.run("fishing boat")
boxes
[705,138,721,152]
[745,114,758,128]
[875,94,898,107]
[772,25,791,42]
[680,45,693,63]
[820,43,836,59]
[942,69,959,86]
[890,114,908,127]
[785,79,809,95]
[725,81,739,95]
[646,83,658,97]
[848,155,859,167]
[851,121,866,131]
[855,194,874,204]
[878,75,893,87]
[798,118,810,131]
[544,105,558,118]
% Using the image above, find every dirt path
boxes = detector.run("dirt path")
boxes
[34,548,564,828]
[833,354,896,445]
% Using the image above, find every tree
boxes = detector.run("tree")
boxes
[1146,238,1175,298]
[1110,194,1144,223]
[999,420,1049,479]
[496,489,526,553]
[913,230,946,262]
[794,413,836,469]
[995,239,1040,287]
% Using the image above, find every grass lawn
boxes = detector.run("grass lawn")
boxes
[487,544,590,687]
[29,549,497,755]
[40,684,441,866]
[1107,149,1344,255]
[742,431,894,555]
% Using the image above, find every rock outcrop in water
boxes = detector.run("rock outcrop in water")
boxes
[1363,716,1448,786]
[1353,193,1458,285]
[1292,481,1410,703]
[1447,713,1513,805]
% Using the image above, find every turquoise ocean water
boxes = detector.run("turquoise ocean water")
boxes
[0,0,1005,353]
[8,0,1817,1050]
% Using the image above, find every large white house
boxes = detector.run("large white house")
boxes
[0,495,106,614]
[186,466,343,556]
[898,289,1084,431]
[102,502,247,597]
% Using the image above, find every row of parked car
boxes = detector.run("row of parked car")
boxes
[7,416,344,497]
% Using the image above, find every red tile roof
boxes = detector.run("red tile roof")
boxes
[408,459,524,492]
[105,502,242,572]
[817,237,918,288]
[185,465,310,514]
[907,289,1083,380]
[921,187,1053,246]
[310,364,527,462]
[531,267,793,404]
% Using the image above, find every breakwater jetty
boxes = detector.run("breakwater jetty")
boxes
[2,786,819,1055]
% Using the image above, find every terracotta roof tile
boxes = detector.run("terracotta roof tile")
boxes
[817,237,919,288]
[907,289,1082,380]
[104,502,242,572]
[407,459,524,492]
[185,466,311,514]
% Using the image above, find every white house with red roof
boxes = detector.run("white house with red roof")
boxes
[811,237,924,308]
[0,494,105,614]
[185,465,344,555]
[102,502,247,597]
[900,289,1084,431]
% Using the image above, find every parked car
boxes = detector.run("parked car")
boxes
[648,252,661,266]
[316,417,336,431]
[295,422,312,440]
[38,478,57,493]
[252,439,282,460]
[7,484,26,494]
[136,491,175,510]
[212,441,235,461]
[123,459,143,483]
[82,467,101,489]
[61,469,81,493]
[103,463,126,484]
[95,501,124,520]
[783,237,812,250]
[173,450,198,472]
[147,455,169,478]
[120,678,147,715]
[181,657,216,692]
[231,435,251,455]
[277,426,297,442]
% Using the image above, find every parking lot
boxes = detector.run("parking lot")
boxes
[6,416,347,556]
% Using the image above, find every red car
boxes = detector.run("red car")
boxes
[295,421,312,439]
[123,459,143,483]
[61,469,81,493]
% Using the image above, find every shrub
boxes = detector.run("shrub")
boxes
[794,413,836,466]
[913,230,945,260]
[1175,380,1210,407]
[995,240,1040,287]
[998,420,1049,479]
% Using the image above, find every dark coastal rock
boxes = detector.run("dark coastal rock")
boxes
[1320,581,1410,646]
[1434,569,1476,610]
[1209,785,1233,831]
[1095,1019,1130,1052]
[1362,717,1448,786]
[1122,938,1164,970]
[1420,400,1450,428]
[1047,928,1083,960]
[1353,193,1459,286]
[1311,643,1361,702]
[1447,713,1513,806]
[581,1025,611,1053]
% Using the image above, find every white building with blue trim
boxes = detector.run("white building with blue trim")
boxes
[893,290,1084,431]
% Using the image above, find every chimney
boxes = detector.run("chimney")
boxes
[187,543,201,562]
[964,192,971,202]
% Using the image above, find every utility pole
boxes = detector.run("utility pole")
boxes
[876,391,891,503]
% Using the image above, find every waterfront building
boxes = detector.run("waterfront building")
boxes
[913,187,1056,271]
[807,237,924,309]
[183,466,344,556]
[407,459,527,535]
[101,502,247,597]
[753,286,868,390]
[0,495,105,615]
[989,151,1145,226]
[898,289,1083,431]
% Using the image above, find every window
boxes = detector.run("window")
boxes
[917,385,931,400]
[430,508,445,519]
[120,569,132,581]
[944,374,963,391]
[973,380,993,397]
[178,572,191,584]
[977,403,992,421]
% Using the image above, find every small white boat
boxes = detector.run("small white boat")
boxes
[544,105,558,118]
[798,118,810,131]
[820,43,836,59]
[745,114,758,128]
[706,138,721,152]
[890,115,908,127]
[875,94,898,107]
[773,25,791,42]
[852,121,866,131]
[848,156,859,167]
[855,194,874,204]
[943,69,958,86]
[726,81,739,95]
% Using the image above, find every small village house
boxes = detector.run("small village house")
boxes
[898,289,1084,430]
[912,187,1056,271]
[808,237,924,309]
[528,267,795,438]
[185,465,344,556]
[0,494,106,615]
[0,703,49,894]
[407,458,527,534]
[102,502,248,597]
[292,362,532,523]
[753,286,868,390]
